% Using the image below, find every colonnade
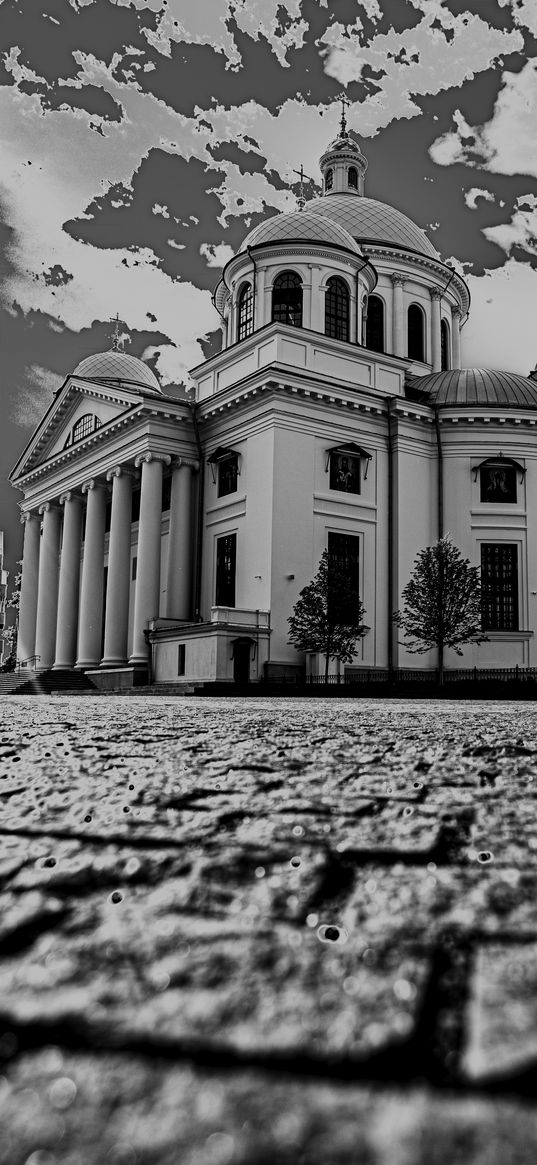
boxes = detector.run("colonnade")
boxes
[390,276,462,370]
[18,453,196,672]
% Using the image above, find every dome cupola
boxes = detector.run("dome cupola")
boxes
[319,98,368,197]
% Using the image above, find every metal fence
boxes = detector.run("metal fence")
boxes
[305,667,537,685]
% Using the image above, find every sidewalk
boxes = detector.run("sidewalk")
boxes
[1,696,537,1164]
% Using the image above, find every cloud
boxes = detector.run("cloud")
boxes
[463,260,537,375]
[464,188,496,210]
[482,208,537,258]
[200,243,235,268]
[319,10,522,130]
[10,365,63,428]
[430,59,537,179]
[498,0,537,37]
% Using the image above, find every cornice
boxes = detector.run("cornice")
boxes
[11,399,193,487]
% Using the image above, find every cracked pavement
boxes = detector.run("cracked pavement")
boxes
[2,696,537,1164]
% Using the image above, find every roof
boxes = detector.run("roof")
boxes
[72,350,162,394]
[241,210,362,255]
[407,368,537,410]
[305,194,439,259]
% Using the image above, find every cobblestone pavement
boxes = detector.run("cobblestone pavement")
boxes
[2,696,537,1164]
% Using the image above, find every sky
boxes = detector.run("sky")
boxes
[1,0,537,583]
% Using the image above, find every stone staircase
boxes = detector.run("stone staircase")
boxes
[0,668,98,696]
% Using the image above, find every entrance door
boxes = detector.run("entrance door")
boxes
[233,641,251,684]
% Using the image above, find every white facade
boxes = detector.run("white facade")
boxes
[10,127,537,685]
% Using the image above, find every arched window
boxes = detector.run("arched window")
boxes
[325,276,350,342]
[72,414,101,444]
[237,282,254,342]
[325,168,333,192]
[408,304,425,362]
[348,166,358,190]
[365,295,385,353]
[272,270,303,328]
[440,318,450,371]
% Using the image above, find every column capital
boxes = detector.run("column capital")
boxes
[451,305,462,320]
[38,501,60,515]
[81,478,107,495]
[134,452,171,469]
[430,286,442,301]
[173,456,200,472]
[20,509,37,524]
[106,464,139,483]
[391,273,406,287]
[59,490,82,505]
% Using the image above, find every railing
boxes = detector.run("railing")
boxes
[306,666,537,685]
[16,655,41,673]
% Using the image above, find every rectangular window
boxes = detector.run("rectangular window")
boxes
[131,556,137,581]
[218,455,239,498]
[177,644,186,675]
[327,532,360,624]
[481,543,519,630]
[329,452,361,495]
[215,533,236,607]
[480,465,517,504]
[162,474,172,512]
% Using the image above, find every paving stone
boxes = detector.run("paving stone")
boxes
[2,696,537,1160]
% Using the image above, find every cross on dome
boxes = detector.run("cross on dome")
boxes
[339,93,350,138]
[111,314,126,352]
[293,164,314,211]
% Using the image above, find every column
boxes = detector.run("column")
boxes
[452,308,462,369]
[76,479,107,668]
[54,492,83,669]
[430,287,442,372]
[34,503,62,670]
[129,453,170,665]
[17,511,41,665]
[166,460,196,619]
[102,466,135,666]
[391,274,405,357]
[309,266,323,333]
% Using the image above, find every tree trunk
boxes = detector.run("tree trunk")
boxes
[324,651,330,682]
[438,642,444,686]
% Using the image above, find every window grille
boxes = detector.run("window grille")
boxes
[237,282,254,341]
[481,543,519,631]
[325,276,349,342]
[325,168,333,191]
[72,414,95,443]
[216,533,236,607]
[327,532,360,624]
[348,166,358,189]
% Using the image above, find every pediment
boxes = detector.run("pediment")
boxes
[11,376,145,481]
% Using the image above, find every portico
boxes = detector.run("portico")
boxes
[12,352,197,680]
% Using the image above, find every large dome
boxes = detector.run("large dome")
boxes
[408,368,537,410]
[241,210,362,255]
[72,350,161,393]
[305,194,439,259]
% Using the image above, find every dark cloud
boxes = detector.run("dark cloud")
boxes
[0,0,158,87]
[16,78,123,122]
[42,265,73,287]
[63,150,273,290]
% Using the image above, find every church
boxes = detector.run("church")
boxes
[10,114,537,687]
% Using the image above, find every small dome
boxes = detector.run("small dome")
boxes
[240,210,362,256]
[306,194,439,259]
[72,350,161,393]
[408,368,537,410]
